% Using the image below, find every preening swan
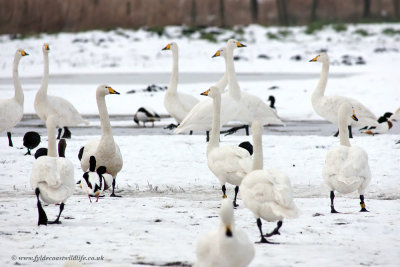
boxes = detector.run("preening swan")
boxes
[30,115,75,226]
[79,85,123,197]
[201,86,252,207]
[133,107,160,127]
[0,49,28,147]
[322,102,371,213]
[161,42,199,130]
[309,52,378,137]
[194,198,255,267]
[241,121,299,243]
[34,43,89,140]
[79,156,113,202]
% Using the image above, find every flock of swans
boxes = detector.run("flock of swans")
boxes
[1,38,398,266]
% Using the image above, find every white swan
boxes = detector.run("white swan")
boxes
[322,102,371,213]
[241,121,299,243]
[34,43,89,139]
[30,115,75,226]
[79,156,113,202]
[201,86,252,207]
[309,52,378,137]
[79,85,123,197]
[133,107,160,127]
[0,49,28,147]
[162,42,199,129]
[195,198,255,267]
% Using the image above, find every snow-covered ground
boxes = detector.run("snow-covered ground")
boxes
[0,23,399,266]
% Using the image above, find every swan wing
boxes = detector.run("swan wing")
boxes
[46,95,89,126]
[0,98,23,131]
[178,92,199,113]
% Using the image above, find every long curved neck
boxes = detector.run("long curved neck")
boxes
[167,48,178,94]
[215,57,228,93]
[226,48,241,100]
[312,61,329,100]
[96,93,113,139]
[207,94,221,153]
[338,111,351,147]
[252,129,263,171]
[47,118,57,157]
[12,54,23,104]
[38,52,49,96]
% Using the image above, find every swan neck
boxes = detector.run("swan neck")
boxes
[338,111,351,147]
[207,94,221,153]
[96,94,113,138]
[47,120,57,157]
[12,54,23,103]
[167,49,178,94]
[226,48,241,100]
[39,52,49,96]
[313,61,329,99]
[252,129,264,171]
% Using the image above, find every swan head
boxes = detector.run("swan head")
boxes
[339,102,358,123]
[16,49,29,57]
[309,52,329,63]
[162,42,178,51]
[226,39,246,49]
[220,198,234,237]
[211,47,226,58]
[200,86,220,98]
[42,43,50,53]
[97,84,120,96]
[251,120,263,136]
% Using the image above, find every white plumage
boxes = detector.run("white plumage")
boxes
[0,49,28,147]
[241,121,299,243]
[310,53,377,135]
[202,86,252,206]
[30,115,75,225]
[195,198,255,267]
[34,43,89,138]
[162,42,199,125]
[322,102,371,213]
[79,85,123,197]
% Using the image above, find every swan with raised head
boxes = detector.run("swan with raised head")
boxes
[195,198,255,267]
[34,43,89,139]
[30,115,75,226]
[161,42,199,130]
[79,85,123,197]
[323,102,371,213]
[201,86,252,207]
[241,121,299,243]
[309,52,378,137]
[0,49,28,147]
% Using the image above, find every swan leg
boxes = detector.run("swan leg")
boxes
[48,203,64,224]
[245,125,249,136]
[348,126,353,138]
[330,191,339,213]
[233,186,239,207]
[255,218,276,244]
[7,132,13,147]
[265,220,282,237]
[110,179,121,197]
[206,131,210,142]
[56,128,62,140]
[221,185,227,199]
[35,188,48,226]
[61,127,71,139]
[333,129,339,137]
[359,195,369,212]
[189,130,193,135]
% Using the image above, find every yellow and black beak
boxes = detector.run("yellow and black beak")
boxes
[351,110,358,121]
[236,41,246,48]
[106,86,120,95]
[225,225,233,237]
[200,89,210,96]
[44,44,50,51]
[212,50,221,58]
[21,50,29,56]
[309,55,319,62]
[162,44,171,51]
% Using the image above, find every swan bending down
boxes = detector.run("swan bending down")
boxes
[30,115,75,226]
[34,43,89,140]
[162,42,199,130]
[323,102,371,213]
[309,53,377,137]
[195,198,255,267]
[241,121,299,243]
[79,85,123,197]
[0,49,28,147]
[202,86,252,207]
